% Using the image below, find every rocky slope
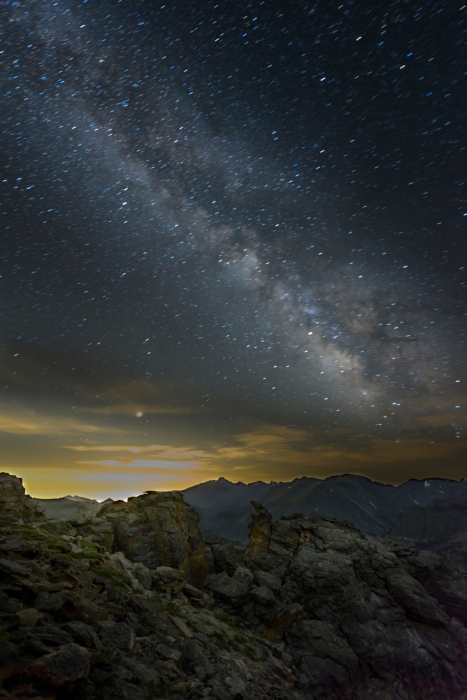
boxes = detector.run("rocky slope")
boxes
[183,474,467,543]
[1,472,467,700]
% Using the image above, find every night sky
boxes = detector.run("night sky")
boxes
[1,0,467,499]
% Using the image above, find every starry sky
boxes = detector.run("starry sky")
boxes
[1,0,467,499]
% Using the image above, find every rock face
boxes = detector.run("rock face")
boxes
[1,473,467,700]
[204,534,246,575]
[90,490,207,585]
[0,473,43,522]
[214,501,467,699]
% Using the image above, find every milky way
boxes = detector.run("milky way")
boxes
[1,0,467,444]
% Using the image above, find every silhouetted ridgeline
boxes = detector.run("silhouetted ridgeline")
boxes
[182,473,467,542]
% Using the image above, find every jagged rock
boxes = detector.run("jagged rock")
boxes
[63,621,103,650]
[131,563,153,590]
[386,567,450,624]
[108,551,153,590]
[120,657,160,685]
[95,491,207,585]
[0,558,33,578]
[205,534,246,575]
[205,566,254,604]
[251,585,276,606]
[247,502,273,567]
[78,516,114,550]
[183,583,203,599]
[153,565,186,595]
[240,504,467,698]
[253,570,281,591]
[286,619,358,688]
[20,626,74,652]
[386,543,467,626]
[97,620,133,651]
[26,643,90,688]
[34,591,62,613]
[109,550,133,571]
[0,473,43,523]
[171,615,194,638]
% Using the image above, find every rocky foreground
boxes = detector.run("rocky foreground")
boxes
[1,473,467,700]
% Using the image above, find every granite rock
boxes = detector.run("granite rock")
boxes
[0,474,44,523]
[93,490,207,585]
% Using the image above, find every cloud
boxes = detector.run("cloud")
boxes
[80,377,198,417]
[414,414,466,428]
[66,444,206,459]
[76,459,202,470]
[0,405,118,436]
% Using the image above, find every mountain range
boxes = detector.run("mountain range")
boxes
[33,474,467,574]
[182,473,467,541]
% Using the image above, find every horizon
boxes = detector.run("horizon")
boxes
[12,469,467,503]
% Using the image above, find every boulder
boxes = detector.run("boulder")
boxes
[97,491,207,585]
[26,643,90,688]
[253,570,281,591]
[153,565,186,595]
[205,566,253,604]
[204,534,246,575]
[15,608,43,627]
[156,643,182,662]
[63,621,103,650]
[251,585,276,606]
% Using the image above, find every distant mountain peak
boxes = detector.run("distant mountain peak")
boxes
[182,473,467,543]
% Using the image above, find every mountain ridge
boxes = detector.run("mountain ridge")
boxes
[182,473,467,542]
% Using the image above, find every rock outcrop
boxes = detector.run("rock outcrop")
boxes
[81,490,207,586]
[204,502,467,698]
[1,473,467,700]
[0,473,44,523]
